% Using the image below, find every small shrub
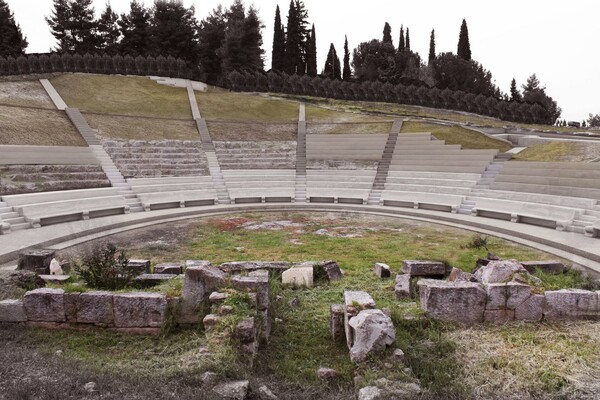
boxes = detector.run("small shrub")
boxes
[466,234,490,251]
[75,243,135,290]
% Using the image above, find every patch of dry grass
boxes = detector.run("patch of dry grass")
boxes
[0,105,86,146]
[206,121,298,141]
[513,142,583,162]
[51,74,192,118]
[401,121,512,152]
[449,322,600,399]
[84,113,199,141]
[306,122,393,134]
[0,80,54,109]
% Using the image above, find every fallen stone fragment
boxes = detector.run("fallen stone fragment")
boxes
[448,267,476,282]
[418,280,486,324]
[282,267,313,288]
[373,263,391,278]
[330,304,345,341]
[0,299,26,322]
[18,249,55,274]
[344,291,376,309]
[349,309,395,362]
[474,260,529,284]
[394,274,412,299]
[235,317,256,344]
[209,292,228,303]
[126,259,150,275]
[520,260,568,275]
[219,261,290,274]
[154,263,182,275]
[212,380,249,400]
[358,386,382,400]
[314,260,343,282]
[181,262,225,324]
[402,260,445,277]
[258,385,278,400]
[317,367,339,381]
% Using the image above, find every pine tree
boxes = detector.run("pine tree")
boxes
[323,43,340,80]
[382,22,392,45]
[69,0,98,53]
[271,5,285,71]
[306,24,317,76]
[97,3,120,54]
[428,29,435,64]
[242,6,264,71]
[150,1,200,67]
[119,0,150,57]
[457,18,471,60]
[284,0,309,75]
[46,0,72,52]
[198,5,226,83]
[398,25,405,52]
[0,0,27,56]
[405,27,410,52]
[342,35,351,80]
[509,78,522,102]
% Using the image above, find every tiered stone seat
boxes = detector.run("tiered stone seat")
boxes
[306,134,386,169]
[127,176,218,210]
[214,141,296,170]
[380,133,494,212]
[1,188,129,228]
[306,170,375,204]
[103,140,209,178]
[222,170,296,203]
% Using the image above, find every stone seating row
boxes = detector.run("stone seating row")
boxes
[223,170,296,203]
[1,188,129,228]
[126,177,217,211]
[0,146,100,165]
[215,141,296,170]
[306,170,377,204]
[307,134,388,161]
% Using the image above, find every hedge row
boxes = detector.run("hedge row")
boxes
[0,53,191,79]
[227,70,552,125]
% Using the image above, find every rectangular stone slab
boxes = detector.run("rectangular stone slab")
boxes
[402,260,446,277]
[544,289,599,321]
[344,291,376,309]
[113,292,167,328]
[18,250,55,274]
[77,291,114,325]
[520,260,567,275]
[0,299,27,322]
[394,274,412,299]
[418,279,486,324]
[23,288,65,322]
[374,263,391,279]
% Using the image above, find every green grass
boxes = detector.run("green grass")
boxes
[51,74,192,118]
[512,142,582,162]
[401,121,512,152]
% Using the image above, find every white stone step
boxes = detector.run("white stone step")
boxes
[11,222,31,231]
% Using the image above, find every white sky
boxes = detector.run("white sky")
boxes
[6,0,600,121]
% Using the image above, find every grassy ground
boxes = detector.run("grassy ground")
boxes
[207,121,298,141]
[46,212,600,399]
[0,105,86,146]
[84,113,199,141]
[513,142,584,162]
[401,121,513,152]
[0,80,55,109]
[51,74,192,118]
[197,89,300,122]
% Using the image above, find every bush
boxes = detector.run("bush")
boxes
[75,243,135,290]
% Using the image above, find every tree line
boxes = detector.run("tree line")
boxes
[0,0,566,124]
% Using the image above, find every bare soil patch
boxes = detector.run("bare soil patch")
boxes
[0,81,54,109]
[85,113,199,141]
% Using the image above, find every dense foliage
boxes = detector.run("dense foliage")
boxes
[0,0,27,56]
[75,243,135,290]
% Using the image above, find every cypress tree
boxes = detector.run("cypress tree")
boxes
[119,1,151,57]
[398,25,405,52]
[323,43,340,80]
[97,3,120,54]
[306,24,317,76]
[198,5,226,83]
[428,29,435,64]
[241,5,264,71]
[69,0,98,53]
[0,0,27,56]
[271,5,285,71]
[284,0,309,75]
[342,35,351,80]
[405,27,410,52]
[382,22,392,45]
[46,0,72,52]
[509,78,522,102]
[457,18,471,60]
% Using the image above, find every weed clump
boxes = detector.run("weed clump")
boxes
[75,243,135,290]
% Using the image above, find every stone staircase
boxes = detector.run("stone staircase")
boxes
[65,108,101,146]
[0,202,30,231]
[568,203,600,234]
[367,120,402,205]
[206,153,231,204]
[295,104,307,203]
[457,153,512,215]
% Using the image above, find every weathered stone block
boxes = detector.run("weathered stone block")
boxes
[282,267,313,288]
[38,275,71,284]
[394,274,412,299]
[330,304,345,341]
[63,292,79,322]
[126,259,150,275]
[515,294,544,321]
[484,309,515,323]
[203,313,221,332]
[23,288,65,322]
[235,317,257,344]
[209,292,228,303]
[77,291,114,325]
[154,263,182,275]
[544,289,599,321]
[18,250,55,274]
[349,309,395,362]
[219,261,290,273]
[418,280,486,324]
[485,283,507,310]
[448,267,476,282]
[344,291,376,309]
[212,381,249,400]
[506,282,532,309]
[181,262,225,324]
[314,260,343,282]
[521,260,568,275]
[402,260,445,277]
[135,274,178,287]
[0,299,26,322]
[113,292,167,328]
[374,263,391,278]
[474,260,529,284]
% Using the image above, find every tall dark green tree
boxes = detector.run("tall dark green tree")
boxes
[382,22,392,45]
[97,3,120,54]
[46,0,71,52]
[323,43,341,80]
[398,25,405,52]
[509,78,522,102]
[119,0,150,56]
[405,27,410,52]
[428,29,435,64]
[198,6,226,83]
[69,0,98,53]
[352,39,395,82]
[457,18,471,60]
[242,6,264,70]
[306,24,317,76]
[284,0,309,75]
[271,5,285,71]
[150,0,200,66]
[342,35,351,80]
[0,0,27,56]
[522,73,561,122]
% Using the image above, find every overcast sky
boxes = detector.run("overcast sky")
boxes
[6,0,599,121]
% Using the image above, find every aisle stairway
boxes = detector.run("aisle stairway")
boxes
[295,104,307,203]
[367,120,402,205]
